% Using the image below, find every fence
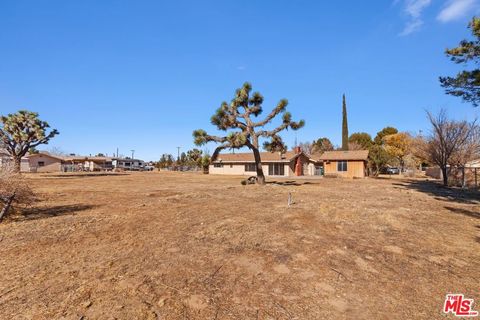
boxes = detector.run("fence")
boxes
[449,167,480,189]
[426,166,480,188]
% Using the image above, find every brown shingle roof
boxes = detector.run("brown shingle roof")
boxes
[27,153,116,162]
[27,152,65,161]
[312,150,369,161]
[64,156,114,162]
[214,151,299,163]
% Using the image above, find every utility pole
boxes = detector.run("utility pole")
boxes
[177,147,181,161]
[131,150,135,159]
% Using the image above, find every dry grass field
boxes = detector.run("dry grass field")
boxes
[0,172,478,319]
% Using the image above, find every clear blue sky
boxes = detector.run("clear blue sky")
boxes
[0,0,478,160]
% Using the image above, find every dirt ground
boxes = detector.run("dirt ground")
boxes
[0,172,478,319]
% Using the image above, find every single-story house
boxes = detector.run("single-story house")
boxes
[63,155,114,171]
[210,148,316,177]
[27,153,64,172]
[311,150,369,178]
[209,148,369,178]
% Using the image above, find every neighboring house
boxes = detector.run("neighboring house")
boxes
[21,152,145,172]
[63,156,114,171]
[27,153,64,172]
[210,148,318,177]
[311,150,369,178]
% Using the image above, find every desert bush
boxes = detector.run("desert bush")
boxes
[0,163,35,222]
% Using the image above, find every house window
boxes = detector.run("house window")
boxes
[245,163,256,172]
[268,163,284,176]
[38,161,45,167]
[337,161,348,172]
[213,163,223,168]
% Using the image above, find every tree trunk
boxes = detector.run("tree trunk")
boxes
[441,166,448,186]
[251,147,266,185]
[14,157,21,173]
[0,193,15,222]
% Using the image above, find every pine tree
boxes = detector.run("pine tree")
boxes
[439,17,480,106]
[342,94,349,151]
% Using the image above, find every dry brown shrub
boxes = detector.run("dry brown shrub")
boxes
[0,163,35,222]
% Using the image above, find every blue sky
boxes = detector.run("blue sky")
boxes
[0,0,479,160]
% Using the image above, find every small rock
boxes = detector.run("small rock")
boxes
[157,297,167,307]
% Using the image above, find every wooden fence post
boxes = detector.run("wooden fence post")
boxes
[475,168,478,189]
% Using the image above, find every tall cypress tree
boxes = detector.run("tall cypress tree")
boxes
[342,94,349,151]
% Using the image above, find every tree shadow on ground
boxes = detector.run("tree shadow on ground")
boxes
[373,175,402,180]
[392,180,480,205]
[266,180,319,186]
[47,173,128,178]
[444,206,480,219]
[14,204,98,221]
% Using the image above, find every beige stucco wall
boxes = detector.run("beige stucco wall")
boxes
[20,159,30,172]
[2,156,31,172]
[307,163,317,176]
[28,155,62,172]
[84,161,104,171]
[209,163,291,177]
[324,160,366,178]
[209,155,324,177]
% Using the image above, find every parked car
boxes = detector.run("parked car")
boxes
[386,167,400,174]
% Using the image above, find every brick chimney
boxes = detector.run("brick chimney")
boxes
[295,155,302,176]
[294,146,301,154]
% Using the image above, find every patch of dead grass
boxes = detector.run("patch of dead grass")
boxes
[0,172,478,319]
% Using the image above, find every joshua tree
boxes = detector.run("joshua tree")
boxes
[193,82,304,185]
[0,110,59,172]
[186,148,203,167]
[200,153,211,174]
